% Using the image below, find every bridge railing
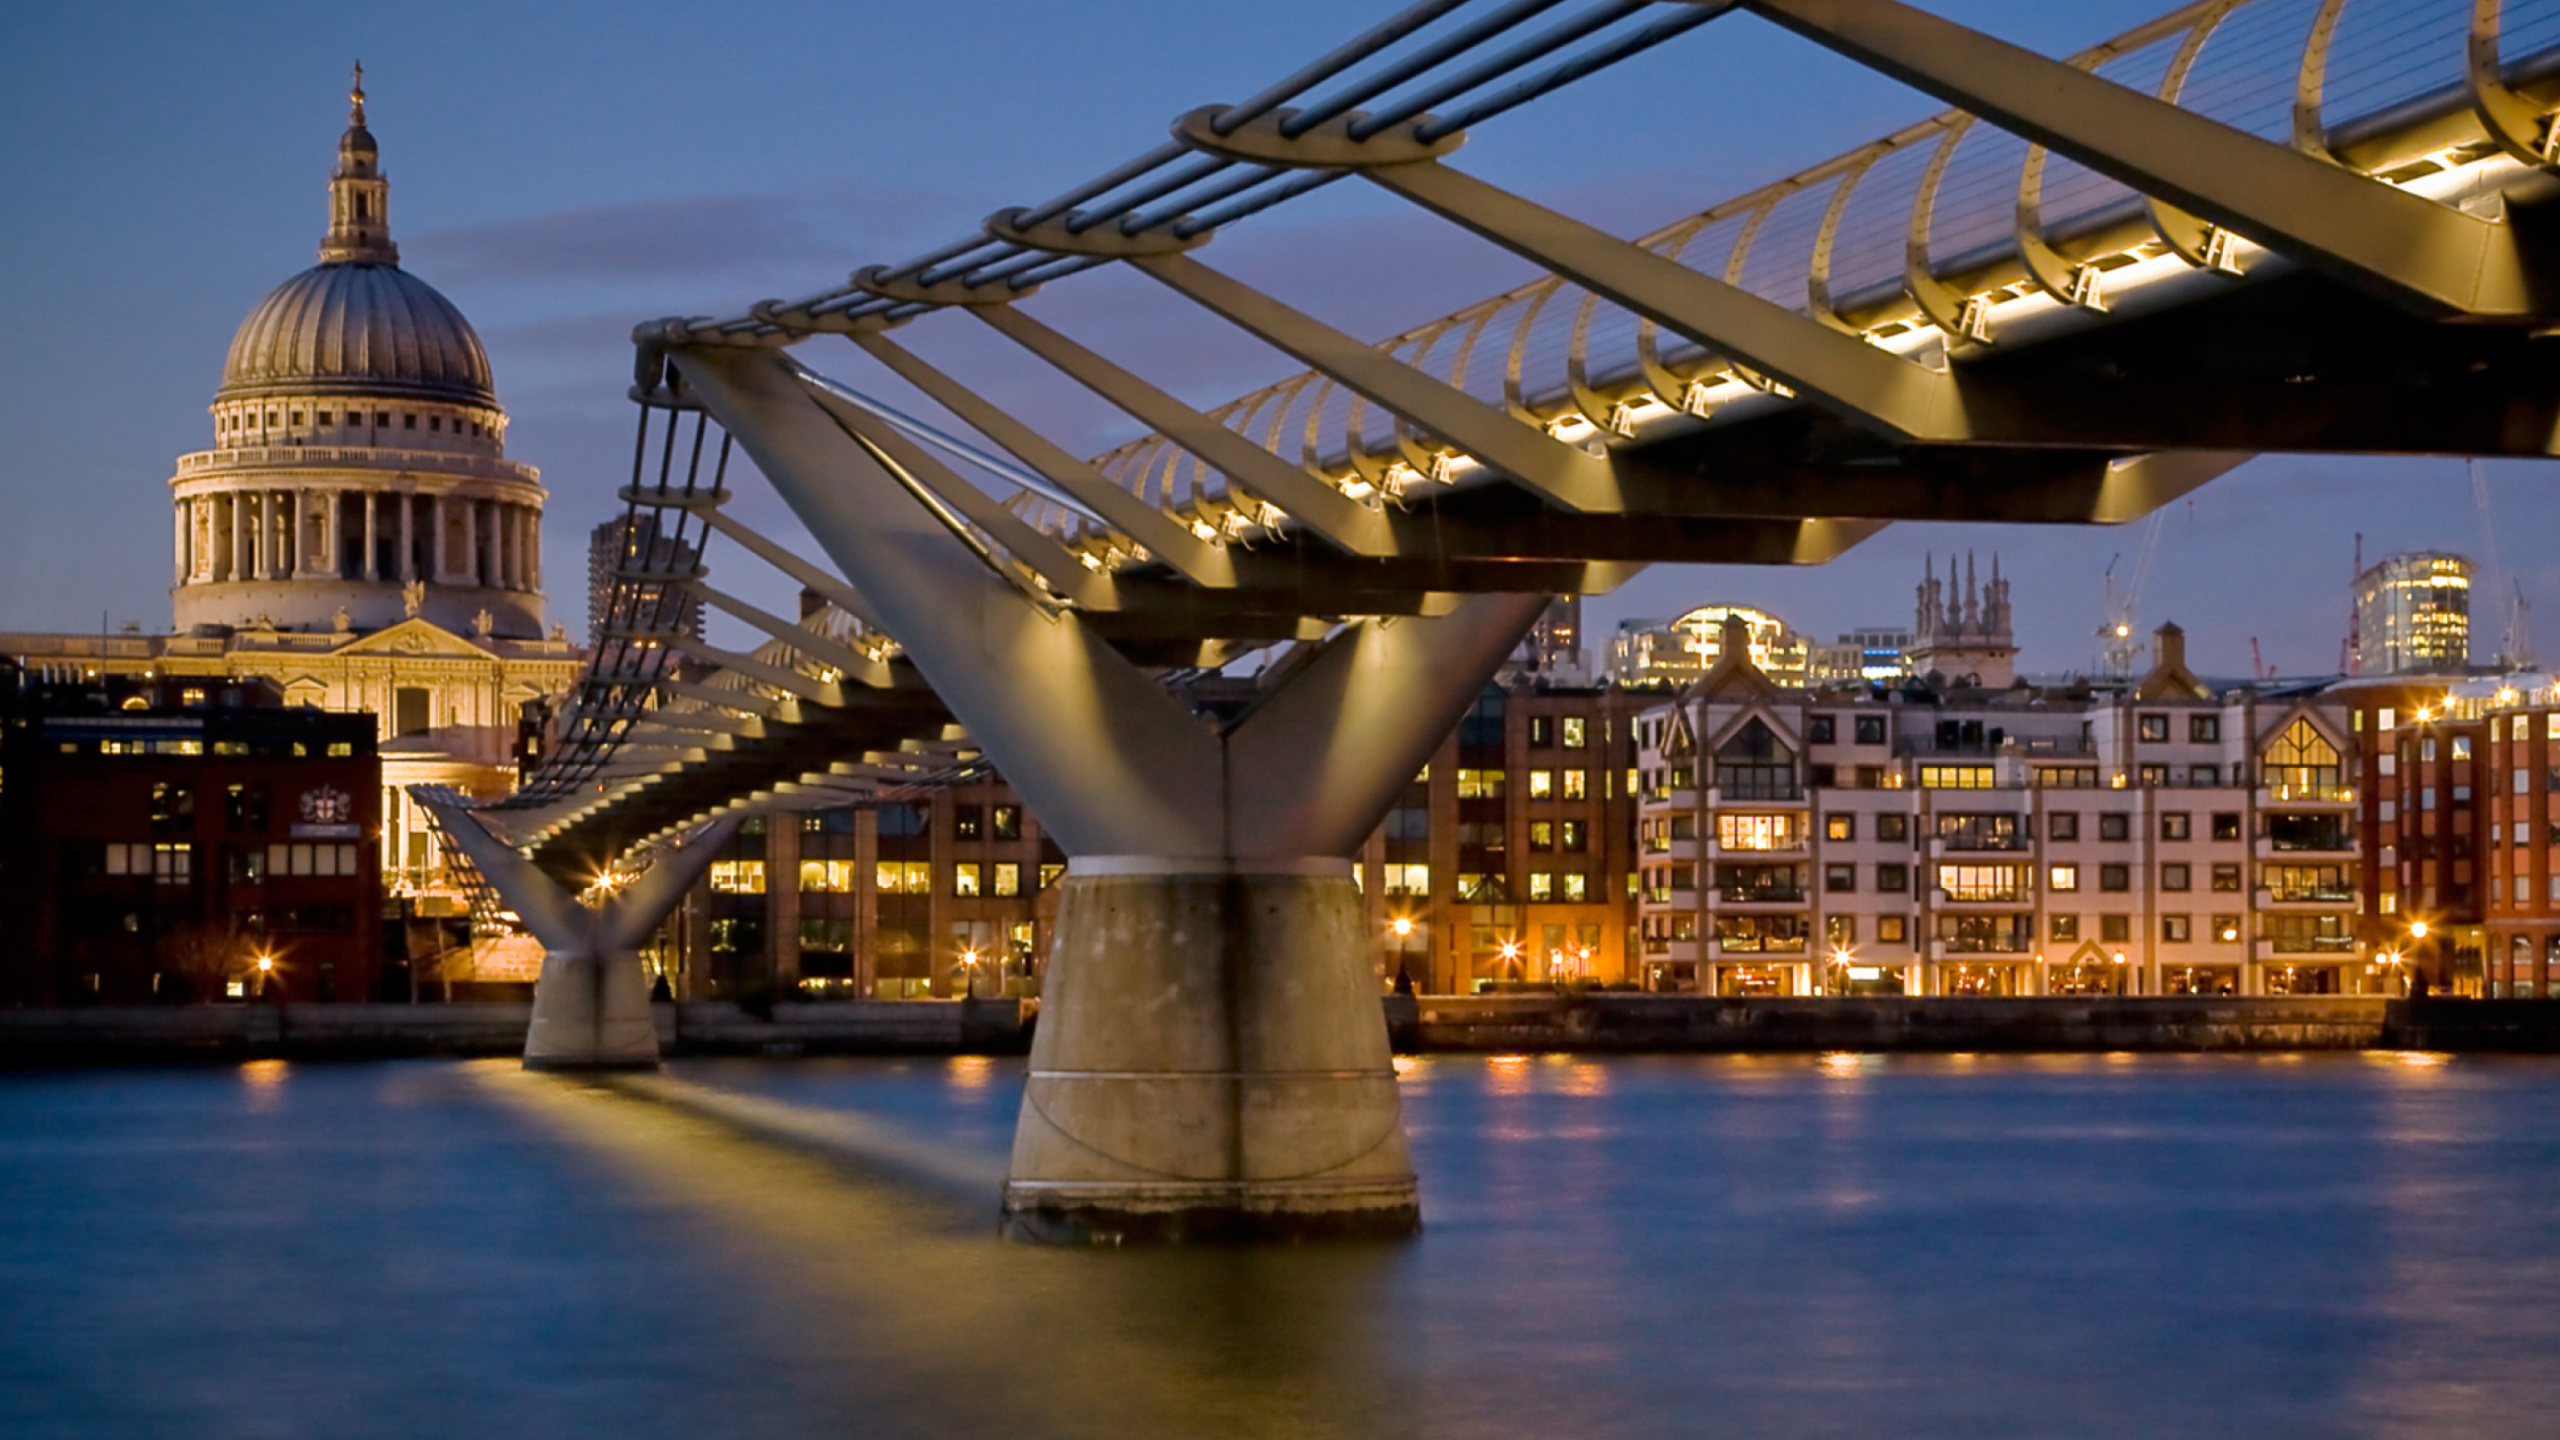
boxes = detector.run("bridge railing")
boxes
[988,0,2560,555]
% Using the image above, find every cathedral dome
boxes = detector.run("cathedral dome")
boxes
[218,262,495,407]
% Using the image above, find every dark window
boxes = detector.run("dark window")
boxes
[375,411,389,427]
[2161,863,2191,892]
[2100,914,2131,944]
[224,783,268,832]
[1825,864,1856,893]
[1876,813,1909,843]
[2099,812,2130,841]
[2190,715,2220,743]
[1808,764,1836,789]
[1560,819,1587,853]
[2050,914,2079,941]
[1714,718,1798,799]
[2139,714,2169,743]
[2211,812,2242,841]
[876,803,930,839]
[2211,863,2243,892]
[1937,812,2022,850]
[1855,715,1886,745]
[2161,812,2190,841]
[1877,863,1909,893]
[2100,864,2130,892]
[1529,716,1553,747]
[2162,914,2192,943]
[2049,812,2080,841]
[150,782,195,834]
[402,414,417,430]
[393,687,431,737]
[953,804,983,841]
[992,805,1021,840]
[1808,715,1836,745]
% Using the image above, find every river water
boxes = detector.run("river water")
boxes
[5,1051,2558,1439]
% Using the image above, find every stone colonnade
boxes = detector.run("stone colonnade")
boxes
[177,488,542,591]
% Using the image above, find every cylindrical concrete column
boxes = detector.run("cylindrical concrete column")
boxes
[251,492,271,580]
[398,492,416,582]
[362,492,379,581]
[431,495,449,582]
[1002,859,1418,1243]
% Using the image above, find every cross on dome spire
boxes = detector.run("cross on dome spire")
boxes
[321,65,398,265]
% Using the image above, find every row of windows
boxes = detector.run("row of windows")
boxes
[1453,767,1595,800]
[60,738,354,758]
[91,841,363,883]
[220,409,486,437]
[1661,858,2304,899]
[711,858,1066,898]
[1809,810,2258,844]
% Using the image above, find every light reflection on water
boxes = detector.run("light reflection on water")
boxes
[4,1052,2558,1438]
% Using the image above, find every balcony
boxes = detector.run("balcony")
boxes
[1662,837,1699,862]
[1928,937,2035,960]
[1713,886,1808,909]
[1931,888,2033,908]
[2254,936,2358,963]
[1708,834,1811,859]
[2256,834,2354,858]
[1712,935,1808,957]
[1929,834,2029,857]
[2256,886,2357,907]
[175,444,540,486]
[1708,782,1805,805]
[2258,784,2354,808]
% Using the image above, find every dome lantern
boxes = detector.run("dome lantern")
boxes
[320,62,397,266]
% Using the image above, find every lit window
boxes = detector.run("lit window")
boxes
[2049,864,2079,892]
[1561,873,1587,901]
[1825,814,1854,842]
[993,863,1021,898]
[1717,814,1801,851]
[1528,872,1554,901]
[953,863,981,897]
[1528,770,1554,799]
[1560,769,1586,800]
[1919,765,1995,789]
[1456,768,1505,799]
[1384,863,1429,897]
[1936,864,2025,902]
[709,860,765,894]
[1561,717,1587,749]
[798,860,854,893]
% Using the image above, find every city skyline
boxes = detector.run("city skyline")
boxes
[4,0,2556,676]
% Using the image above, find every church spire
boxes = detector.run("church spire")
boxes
[320,63,399,265]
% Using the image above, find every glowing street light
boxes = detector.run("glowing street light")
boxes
[1390,916,1415,939]
[2408,920,2430,941]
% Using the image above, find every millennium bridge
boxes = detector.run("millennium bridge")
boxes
[425,0,2560,1240]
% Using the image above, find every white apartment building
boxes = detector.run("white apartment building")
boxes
[1632,621,2367,998]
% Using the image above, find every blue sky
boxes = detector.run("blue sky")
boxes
[4,0,2552,678]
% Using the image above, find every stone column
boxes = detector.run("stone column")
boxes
[362,493,379,581]
[172,501,186,586]
[431,495,448,582]
[525,507,541,591]
[229,493,248,581]
[251,492,270,580]
[398,493,416,583]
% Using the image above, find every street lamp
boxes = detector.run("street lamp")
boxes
[958,945,983,999]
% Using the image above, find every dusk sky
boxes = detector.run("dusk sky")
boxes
[6,0,2554,679]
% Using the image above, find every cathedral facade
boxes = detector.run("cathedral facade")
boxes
[4,74,581,899]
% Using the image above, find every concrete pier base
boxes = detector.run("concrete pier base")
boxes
[1002,864,1418,1244]
[523,948,660,1071]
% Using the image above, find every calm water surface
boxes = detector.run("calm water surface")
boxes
[5,1051,2557,1438]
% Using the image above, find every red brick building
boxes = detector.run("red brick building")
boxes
[1,673,383,1004]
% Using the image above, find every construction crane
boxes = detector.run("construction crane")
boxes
[2249,636,2274,681]
[2472,461,2536,670]
[2098,511,2165,679]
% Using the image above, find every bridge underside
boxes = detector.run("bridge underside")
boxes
[451,0,2560,1239]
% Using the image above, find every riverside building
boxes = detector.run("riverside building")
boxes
[0,670,382,1004]
[1631,616,2373,998]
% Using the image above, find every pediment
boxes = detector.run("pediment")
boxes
[334,618,497,661]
